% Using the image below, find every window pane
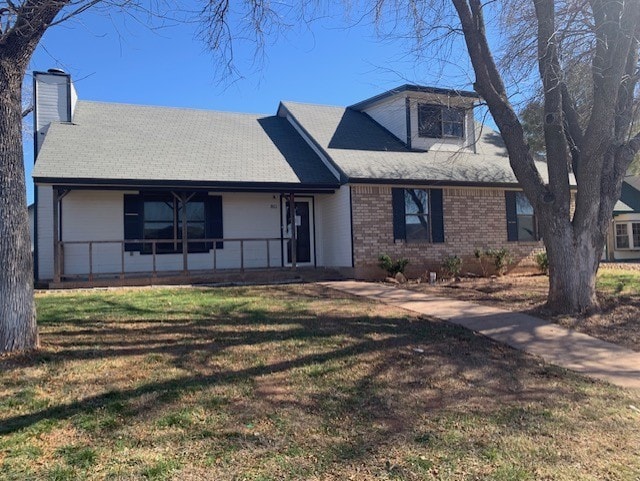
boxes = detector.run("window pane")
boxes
[144,222,174,240]
[418,104,441,138]
[616,223,629,249]
[406,215,429,241]
[633,223,640,248]
[443,121,464,138]
[186,222,205,239]
[517,215,536,241]
[405,189,428,214]
[144,201,173,221]
[442,108,464,123]
[515,192,534,215]
[177,201,205,222]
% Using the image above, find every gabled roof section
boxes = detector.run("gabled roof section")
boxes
[32,101,339,189]
[281,101,551,186]
[350,84,480,111]
[618,177,640,213]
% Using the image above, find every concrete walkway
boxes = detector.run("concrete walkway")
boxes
[320,281,640,390]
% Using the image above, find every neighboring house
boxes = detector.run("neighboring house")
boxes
[28,203,34,252]
[32,69,547,287]
[606,176,640,261]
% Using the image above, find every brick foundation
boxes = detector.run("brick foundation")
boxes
[351,185,544,279]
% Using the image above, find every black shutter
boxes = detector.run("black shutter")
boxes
[505,191,518,241]
[124,194,143,252]
[205,195,223,249]
[430,188,445,243]
[392,188,406,241]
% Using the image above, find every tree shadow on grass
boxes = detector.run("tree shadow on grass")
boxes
[0,285,611,476]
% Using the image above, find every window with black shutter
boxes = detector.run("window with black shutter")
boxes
[124,193,223,253]
[392,188,445,243]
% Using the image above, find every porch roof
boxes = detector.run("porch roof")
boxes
[32,101,340,190]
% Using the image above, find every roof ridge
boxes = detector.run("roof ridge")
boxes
[77,100,271,117]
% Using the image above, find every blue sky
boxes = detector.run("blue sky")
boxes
[25,3,479,204]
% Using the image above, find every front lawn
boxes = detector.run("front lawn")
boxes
[1,285,639,480]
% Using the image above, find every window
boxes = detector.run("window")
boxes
[404,189,430,241]
[614,222,640,250]
[391,188,445,243]
[506,191,539,242]
[616,223,630,249]
[142,196,206,253]
[515,192,537,241]
[418,104,465,139]
[124,193,223,253]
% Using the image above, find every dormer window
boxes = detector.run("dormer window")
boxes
[418,104,465,139]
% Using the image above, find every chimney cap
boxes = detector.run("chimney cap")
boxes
[47,68,66,75]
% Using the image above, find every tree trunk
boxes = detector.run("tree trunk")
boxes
[0,58,38,353]
[543,219,604,314]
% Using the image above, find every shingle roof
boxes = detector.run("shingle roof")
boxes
[280,101,552,185]
[32,101,339,188]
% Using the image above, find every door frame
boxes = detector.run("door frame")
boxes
[280,195,316,267]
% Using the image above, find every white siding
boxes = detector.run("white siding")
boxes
[364,97,407,143]
[34,73,70,154]
[315,185,353,267]
[55,191,287,277]
[36,185,54,281]
[361,93,478,152]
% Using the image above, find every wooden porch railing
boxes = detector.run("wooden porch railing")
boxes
[53,237,289,282]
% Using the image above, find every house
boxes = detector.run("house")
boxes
[605,176,640,261]
[32,69,547,288]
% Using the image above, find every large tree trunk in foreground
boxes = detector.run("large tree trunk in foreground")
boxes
[544,224,603,313]
[0,59,38,353]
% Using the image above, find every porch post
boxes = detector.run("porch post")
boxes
[288,193,297,270]
[52,188,60,283]
[181,193,188,275]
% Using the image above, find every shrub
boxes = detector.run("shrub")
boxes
[441,255,463,278]
[378,254,409,276]
[535,251,549,275]
[474,248,491,277]
[474,247,514,277]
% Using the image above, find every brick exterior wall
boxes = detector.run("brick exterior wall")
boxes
[351,184,544,279]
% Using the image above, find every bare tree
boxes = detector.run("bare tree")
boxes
[370,0,640,313]
[454,0,640,313]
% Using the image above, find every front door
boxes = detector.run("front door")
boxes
[283,198,314,265]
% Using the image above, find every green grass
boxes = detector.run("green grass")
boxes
[597,268,640,295]
[0,284,638,480]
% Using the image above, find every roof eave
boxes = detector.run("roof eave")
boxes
[33,177,340,193]
[350,84,480,111]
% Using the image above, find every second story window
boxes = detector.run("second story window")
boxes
[418,104,465,139]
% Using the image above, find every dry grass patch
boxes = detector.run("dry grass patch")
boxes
[0,284,638,480]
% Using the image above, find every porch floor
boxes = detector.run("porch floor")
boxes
[45,267,351,289]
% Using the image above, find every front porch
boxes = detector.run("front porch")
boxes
[37,186,354,288]
[48,237,349,289]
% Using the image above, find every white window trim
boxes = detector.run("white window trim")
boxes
[614,221,640,250]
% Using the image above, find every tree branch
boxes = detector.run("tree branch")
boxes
[533,0,571,214]
[451,0,547,208]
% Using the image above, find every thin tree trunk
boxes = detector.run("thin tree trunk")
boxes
[0,58,38,353]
